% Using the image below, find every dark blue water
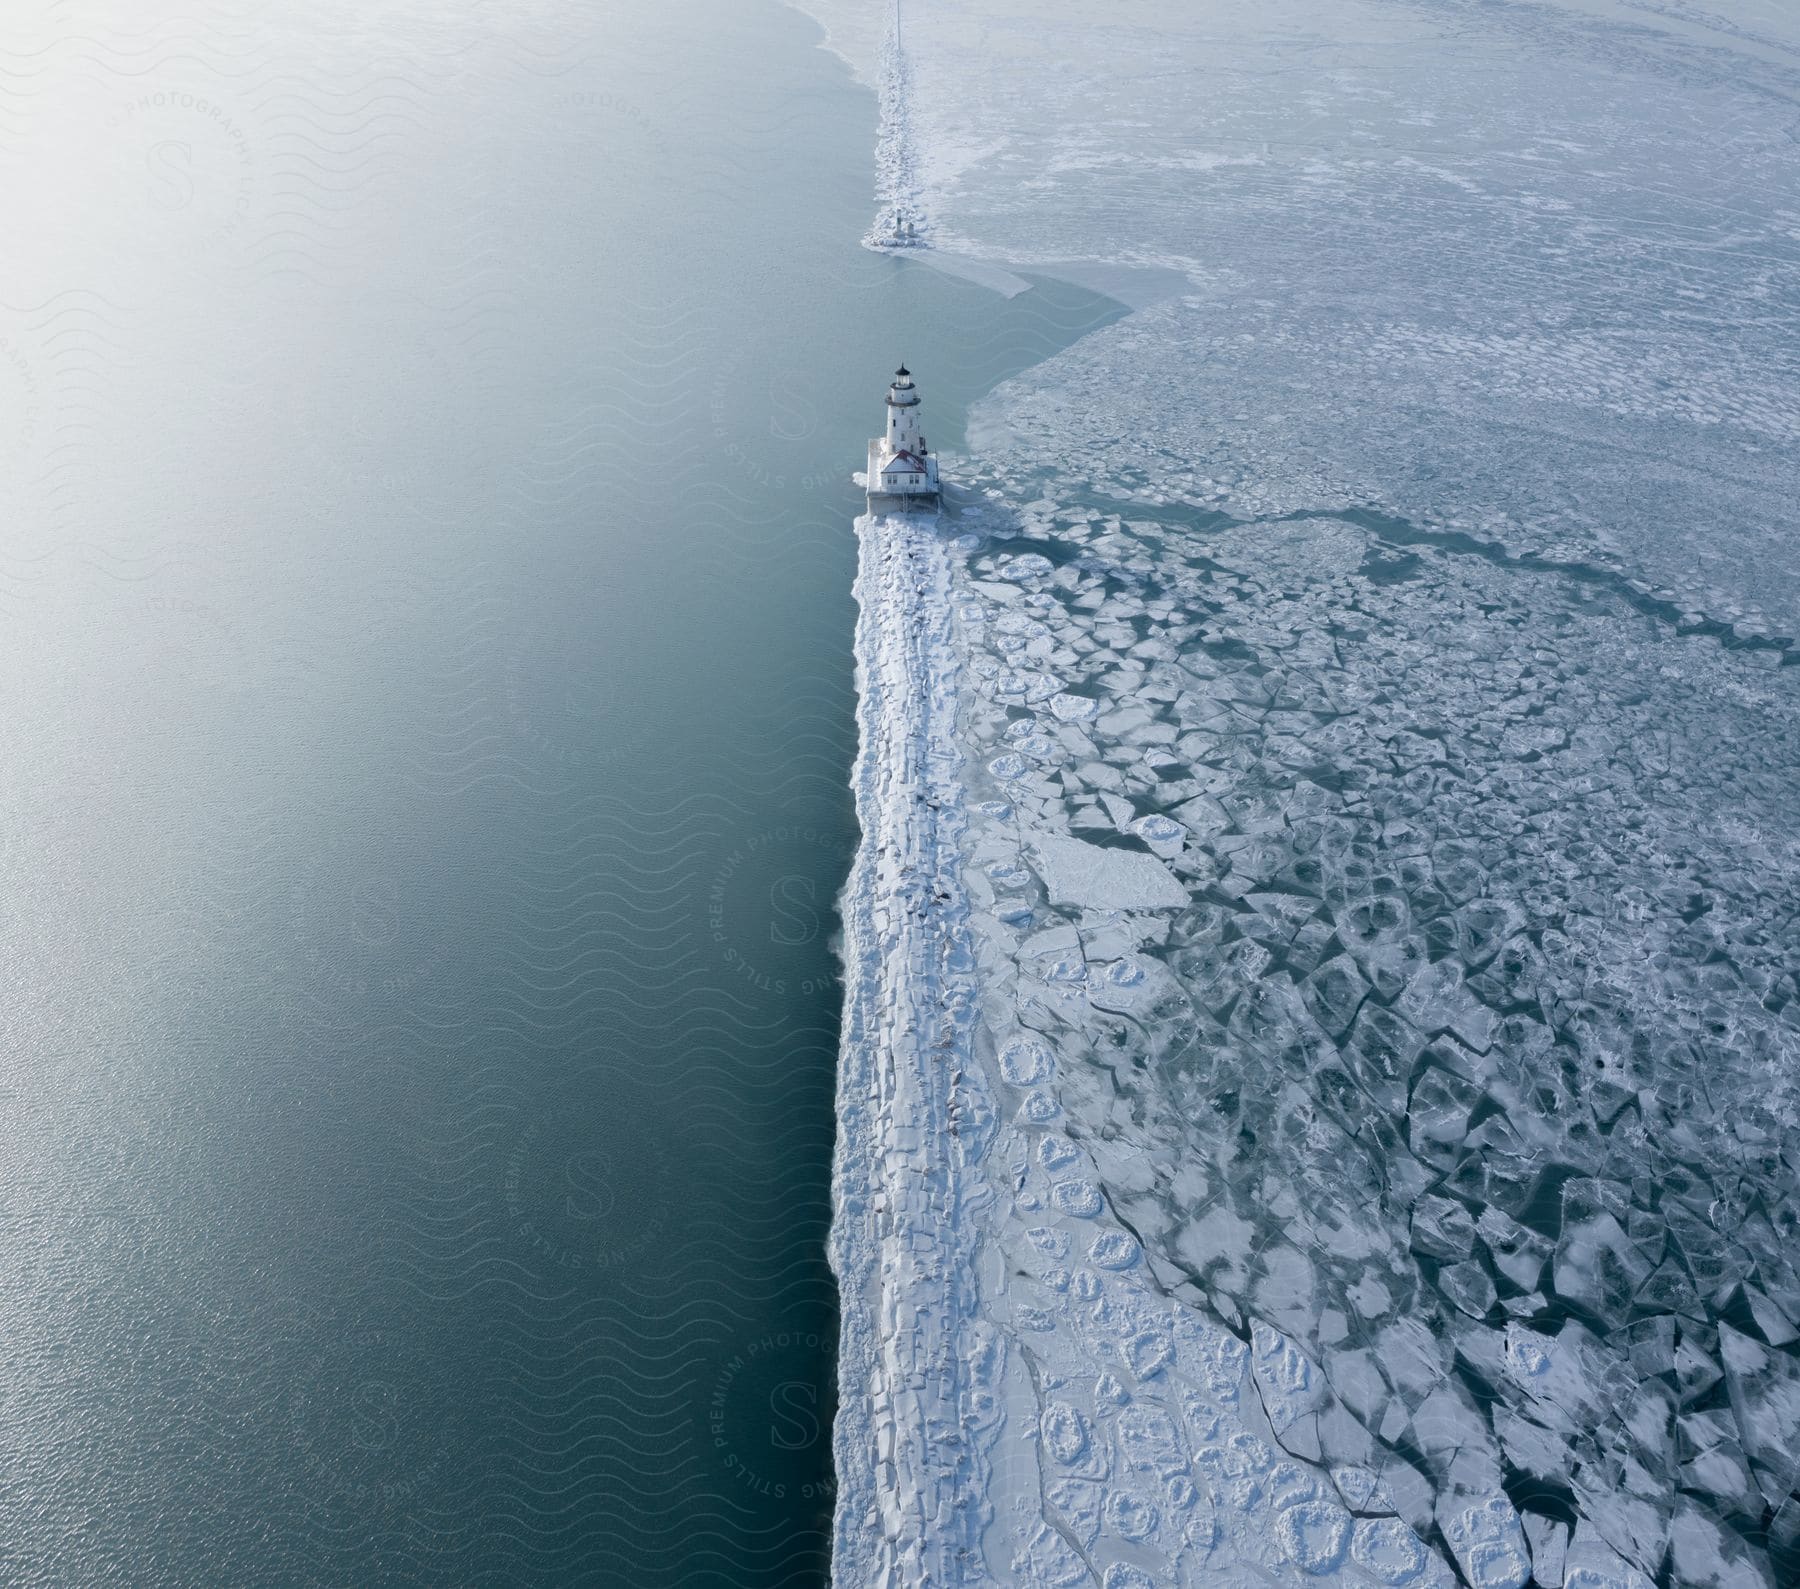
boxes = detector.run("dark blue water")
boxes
[0,0,1122,1581]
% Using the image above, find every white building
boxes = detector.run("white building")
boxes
[866,365,940,510]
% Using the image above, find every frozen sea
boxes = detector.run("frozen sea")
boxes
[811,3,1800,1587]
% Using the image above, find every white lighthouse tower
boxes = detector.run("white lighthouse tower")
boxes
[866,365,940,511]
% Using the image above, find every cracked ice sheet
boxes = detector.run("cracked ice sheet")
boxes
[799,0,1800,632]
[793,1,1800,1581]
[945,506,1800,1587]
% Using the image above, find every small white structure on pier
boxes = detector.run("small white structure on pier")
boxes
[867,365,940,511]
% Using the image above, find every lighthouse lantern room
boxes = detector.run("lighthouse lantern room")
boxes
[866,365,940,511]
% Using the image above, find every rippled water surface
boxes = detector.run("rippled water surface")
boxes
[0,1,1123,1581]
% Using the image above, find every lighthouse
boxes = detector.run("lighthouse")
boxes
[866,365,940,511]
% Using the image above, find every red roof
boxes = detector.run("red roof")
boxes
[883,450,925,472]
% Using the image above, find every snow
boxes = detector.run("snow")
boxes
[829,510,991,1583]
[807,0,1800,625]
[823,2,1800,1584]
[902,488,1800,1585]
[861,0,927,252]
[1026,833,1188,911]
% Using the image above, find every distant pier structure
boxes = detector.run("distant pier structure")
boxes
[866,365,940,511]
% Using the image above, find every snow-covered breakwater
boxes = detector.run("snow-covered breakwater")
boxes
[863,0,926,250]
[832,511,996,1582]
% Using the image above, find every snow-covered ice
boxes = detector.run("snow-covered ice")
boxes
[822,3,1800,1584]
[1027,834,1189,912]
[921,500,1800,1585]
